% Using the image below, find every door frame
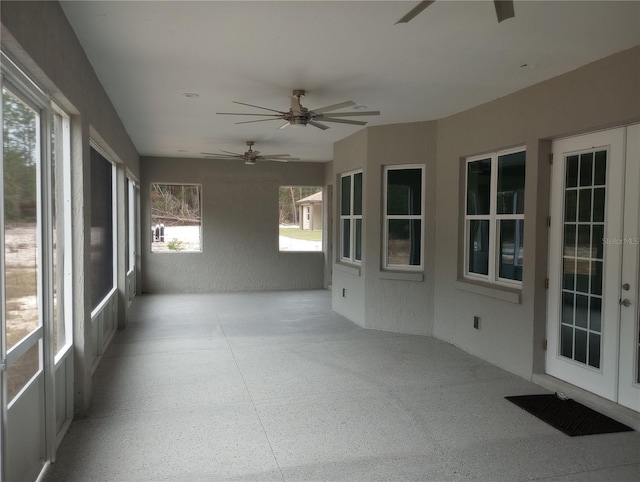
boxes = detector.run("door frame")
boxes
[546,125,639,410]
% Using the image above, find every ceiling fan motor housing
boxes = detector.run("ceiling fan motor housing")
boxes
[285,106,310,126]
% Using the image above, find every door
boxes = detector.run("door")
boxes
[547,125,639,412]
[2,75,47,482]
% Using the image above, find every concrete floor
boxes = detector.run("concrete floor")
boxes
[42,290,639,481]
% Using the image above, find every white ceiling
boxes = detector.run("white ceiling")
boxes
[60,1,640,162]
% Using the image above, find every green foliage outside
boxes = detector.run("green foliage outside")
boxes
[167,238,186,251]
[279,228,322,242]
[151,183,201,226]
[3,87,38,222]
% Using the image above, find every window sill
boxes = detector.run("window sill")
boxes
[456,279,521,304]
[379,270,424,282]
[334,262,361,276]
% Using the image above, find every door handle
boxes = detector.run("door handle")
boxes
[619,298,631,307]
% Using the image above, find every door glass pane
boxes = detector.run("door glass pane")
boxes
[566,155,579,188]
[467,159,491,215]
[560,149,606,367]
[468,219,489,276]
[594,151,606,186]
[3,86,41,351]
[579,152,593,187]
[564,190,577,223]
[498,219,523,281]
[7,342,41,403]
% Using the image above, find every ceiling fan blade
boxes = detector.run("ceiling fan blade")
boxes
[201,151,242,157]
[261,158,292,163]
[494,0,515,23]
[316,111,380,117]
[278,122,290,130]
[216,112,281,116]
[308,120,329,130]
[219,150,245,156]
[235,118,283,125]
[312,101,356,114]
[395,0,435,24]
[259,154,292,158]
[231,101,285,114]
[202,156,240,161]
[319,118,368,126]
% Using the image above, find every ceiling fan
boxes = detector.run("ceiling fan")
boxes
[217,89,380,131]
[396,0,515,24]
[201,141,299,165]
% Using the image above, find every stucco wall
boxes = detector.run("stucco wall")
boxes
[331,46,640,380]
[141,157,326,293]
[332,129,368,325]
[434,45,640,378]
[364,121,437,335]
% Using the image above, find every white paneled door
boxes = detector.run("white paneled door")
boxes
[547,125,640,412]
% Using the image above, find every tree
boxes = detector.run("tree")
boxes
[278,186,321,225]
[2,87,38,222]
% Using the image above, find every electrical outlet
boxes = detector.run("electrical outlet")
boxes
[473,316,480,329]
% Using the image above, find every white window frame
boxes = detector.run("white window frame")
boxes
[383,164,425,271]
[51,102,73,363]
[339,170,363,264]
[464,147,525,287]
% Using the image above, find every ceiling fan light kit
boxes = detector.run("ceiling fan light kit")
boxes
[201,141,298,165]
[217,89,380,131]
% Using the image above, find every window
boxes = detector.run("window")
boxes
[340,171,362,263]
[90,145,116,310]
[383,166,424,270]
[150,183,201,252]
[465,148,525,284]
[279,186,322,252]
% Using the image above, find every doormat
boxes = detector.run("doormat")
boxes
[505,394,634,436]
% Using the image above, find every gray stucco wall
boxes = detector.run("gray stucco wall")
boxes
[434,45,639,378]
[141,157,326,293]
[332,46,640,379]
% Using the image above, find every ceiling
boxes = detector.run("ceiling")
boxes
[59,1,640,162]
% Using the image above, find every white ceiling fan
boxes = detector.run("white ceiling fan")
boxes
[217,89,380,131]
[201,141,298,165]
[396,0,515,24]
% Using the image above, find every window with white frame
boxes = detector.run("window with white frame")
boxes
[465,148,525,284]
[383,165,424,270]
[150,183,202,253]
[278,186,322,252]
[340,170,362,263]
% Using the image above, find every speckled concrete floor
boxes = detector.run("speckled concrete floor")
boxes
[42,291,639,481]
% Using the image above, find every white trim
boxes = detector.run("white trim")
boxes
[464,147,526,286]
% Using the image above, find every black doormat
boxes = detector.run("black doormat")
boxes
[505,394,634,436]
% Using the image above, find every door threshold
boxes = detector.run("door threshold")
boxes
[532,373,639,431]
